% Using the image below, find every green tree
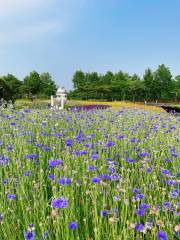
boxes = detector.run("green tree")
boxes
[143,68,155,99]
[112,71,130,100]
[101,71,114,85]
[83,72,100,99]
[70,66,177,101]
[128,74,143,102]
[72,70,85,89]
[23,71,41,96]
[154,64,173,99]
[40,72,57,97]
[0,78,12,101]
[174,75,180,99]
[2,74,23,100]
[85,72,99,85]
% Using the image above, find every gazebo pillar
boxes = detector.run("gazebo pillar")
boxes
[51,95,54,107]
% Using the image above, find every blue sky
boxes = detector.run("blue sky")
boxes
[0,0,180,90]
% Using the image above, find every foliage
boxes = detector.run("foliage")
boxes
[0,71,57,101]
[39,72,57,97]
[174,75,180,99]
[153,64,174,99]
[2,74,22,100]
[0,78,12,101]
[1,64,180,102]
[0,74,22,102]
[70,65,180,101]
[23,71,41,96]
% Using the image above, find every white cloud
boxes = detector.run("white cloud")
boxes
[0,0,46,15]
[0,20,65,44]
[0,0,86,15]
[0,0,87,44]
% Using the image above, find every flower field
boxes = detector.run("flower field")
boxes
[0,107,179,239]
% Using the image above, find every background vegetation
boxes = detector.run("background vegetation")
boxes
[69,64,180,102]
[1,64,180,102]
[0,71,57,102]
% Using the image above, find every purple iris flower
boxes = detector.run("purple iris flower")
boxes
[135,193,145,200]
[101,210,108,217]
[108,167,116,173]
[110,174,120,181]
[24,230,35,240]
[106,140,115,147]
[48,159,62,167]
[131,137,138,143]
[88,165,97,171]
[79,150,87,155]
[170,189,179,199]
[91,177,101,183]
[161,169,172,176]
[117,135,125,140]
[7,194,16,200]
[66,139,73,146]
[140,203,150,210]
[23,171,32,177]
[158,230,168,240]
[139,152,149,157]
[135,209,145,217]
[35,143,44,147]
[90,154,99,159]
[51,197,68,209]
[164,158,171,162]
[68,221,78,230]
[136,223,144,232]
[42,146,51,151]
[0,155,11,165]
[133,188,141,194]
[125,157,136,163]
[167,180,177,186]
[163,201,171,209]
[48,173,55,180]
[100,174,111,180]
[23,109,32,113]
[58,178,66,185]
[25,154,38,159]
[58,178,72,185]
[2,178,8,184]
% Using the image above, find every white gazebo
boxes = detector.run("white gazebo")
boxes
[51,87,67,110]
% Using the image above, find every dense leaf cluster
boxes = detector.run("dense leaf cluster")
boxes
[0,71,57,102]
[70,64,180,101]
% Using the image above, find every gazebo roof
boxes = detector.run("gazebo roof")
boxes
[56,87,66,94]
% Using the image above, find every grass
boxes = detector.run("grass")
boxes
[0,107,179,239]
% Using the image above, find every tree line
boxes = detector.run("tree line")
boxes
[0,71,57,102]
[1,65,180,103]
[69,64,180,102]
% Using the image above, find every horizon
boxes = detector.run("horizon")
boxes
[0,0,180,90]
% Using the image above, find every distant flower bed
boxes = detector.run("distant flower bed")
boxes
[68,104,110,111]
